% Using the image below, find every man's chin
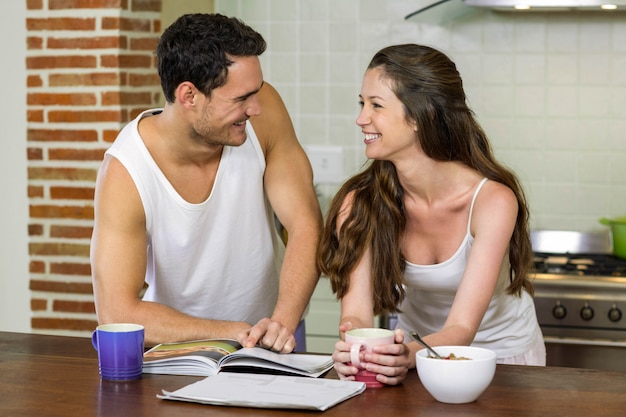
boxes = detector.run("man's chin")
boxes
[226,132,248,147]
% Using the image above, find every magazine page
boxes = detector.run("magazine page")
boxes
[158,373,366,411]
[217,347,333,377]
[143,339,241,376]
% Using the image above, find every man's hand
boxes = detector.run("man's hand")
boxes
[237,318,296,353]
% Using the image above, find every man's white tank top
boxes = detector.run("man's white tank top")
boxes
[397,178,539,358]
[105,109,282,324]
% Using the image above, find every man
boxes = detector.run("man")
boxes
[90,13,322,353]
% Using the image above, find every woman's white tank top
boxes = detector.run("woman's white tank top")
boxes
[397,178,539,358]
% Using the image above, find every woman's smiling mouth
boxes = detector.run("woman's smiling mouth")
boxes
[364,133,381,144]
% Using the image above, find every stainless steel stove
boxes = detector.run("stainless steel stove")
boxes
[532,230,626,371]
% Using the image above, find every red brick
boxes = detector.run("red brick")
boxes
[102,91,152,106]
[49,0,127,9]
[28,187,45,200]
[28,224,44,237]
[29,205,94,221]
[27,0,44,9]
[53,300,96,314]
[28,167,97,181]
[30,279,93,294]
[48,110,122,123]
[50,186,95,200]
[50,226,94,240]
[29,241,92,257]
[31,299,48,311]
[101,54,152,69]
[120,108,131,122]
[27,75,43,87]
[27,36,44,49]
[29,260,46,273]
[26,18,96,31]
[49,72,121,87]
[128,72,160,87]
[27,147,43,160]
[119,17,151,32]
[50,261,92,275]
[47,36,126,50]
[101,16,153,32]
[31,318,98,331]
[28,92,97,106]
[25,3,161,334]
[101,17,120,30]
[131,0,160,12]
[27,110,44,122]
[26,0,162,331]
[27,55,97,70]
[130,36,158,51]
[103,129,120,142]
[49,148,105,161]
[28,129,99,142]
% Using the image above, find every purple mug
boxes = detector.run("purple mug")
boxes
[92,323,144,381]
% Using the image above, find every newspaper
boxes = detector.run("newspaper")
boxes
[158,372,366,411]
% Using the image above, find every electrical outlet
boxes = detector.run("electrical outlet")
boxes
[305,145,344,184]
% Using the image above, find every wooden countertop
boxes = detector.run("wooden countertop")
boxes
[1,331,625,416]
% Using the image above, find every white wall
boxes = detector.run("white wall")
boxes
[216,0,626,232]
[0,2,29,332]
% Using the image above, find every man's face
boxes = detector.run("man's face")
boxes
[191,55,264,147]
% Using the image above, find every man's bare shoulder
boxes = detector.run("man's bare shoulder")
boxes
[95,155,143,216]
[98,154,131,185]
[257,82,283,106]
[249,82,295,150]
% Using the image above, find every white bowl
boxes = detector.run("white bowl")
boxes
[415,346,496,404]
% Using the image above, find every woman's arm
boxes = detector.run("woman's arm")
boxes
[331,195,410,385]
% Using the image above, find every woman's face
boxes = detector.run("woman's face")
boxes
[356,67,418,162]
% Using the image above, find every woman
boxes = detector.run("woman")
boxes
[318,44,545,387]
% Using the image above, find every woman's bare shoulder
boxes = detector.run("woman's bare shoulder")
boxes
[471,179,518,235]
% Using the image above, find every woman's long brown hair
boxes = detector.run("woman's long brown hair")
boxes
[317,44,534,316]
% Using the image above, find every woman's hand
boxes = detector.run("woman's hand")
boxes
[332,327,410,386]
[332,321,359,380]
[332,338,360,381]
[363,329,410,386]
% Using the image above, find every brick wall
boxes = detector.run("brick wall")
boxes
[26,0,163,336]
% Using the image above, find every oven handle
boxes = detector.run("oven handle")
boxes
[543,336,626,348]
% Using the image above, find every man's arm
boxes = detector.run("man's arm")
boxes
[90,155,251,346]
[242,83,323,351]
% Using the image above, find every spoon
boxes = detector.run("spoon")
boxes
[409,331,444,359]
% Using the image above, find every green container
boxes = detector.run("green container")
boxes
[599,216,626,259]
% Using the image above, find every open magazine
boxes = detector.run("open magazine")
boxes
[143,339,334,378]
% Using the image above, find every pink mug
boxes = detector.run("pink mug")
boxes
[345,328,394,388]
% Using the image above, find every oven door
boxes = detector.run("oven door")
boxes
[544,336,626,372]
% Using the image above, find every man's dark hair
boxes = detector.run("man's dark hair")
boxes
[157,13,266,103]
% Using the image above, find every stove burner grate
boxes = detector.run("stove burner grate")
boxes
[533,253,626,277]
